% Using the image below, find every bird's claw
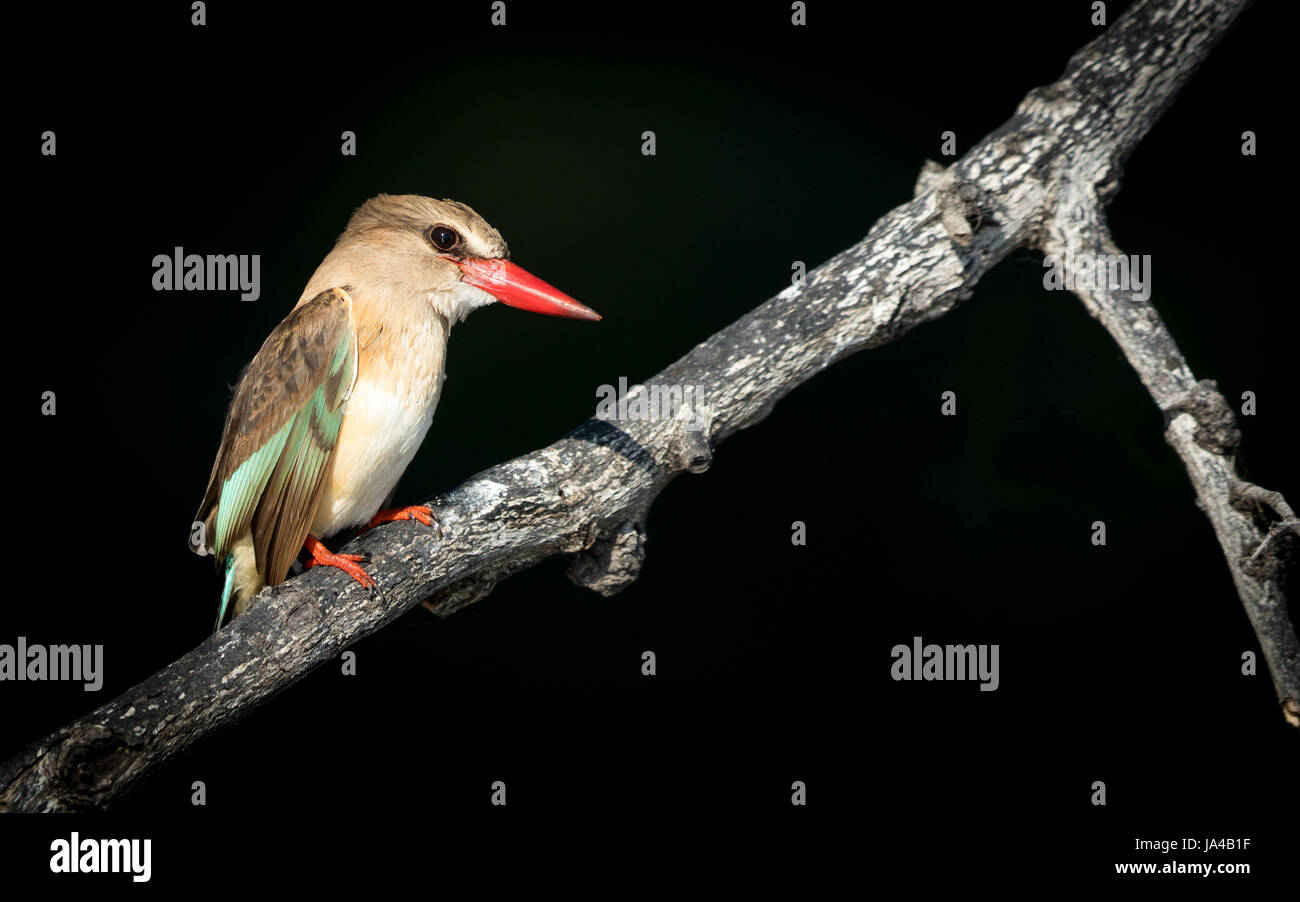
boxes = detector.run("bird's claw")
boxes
[302,536,376,589]
[367,504,443,539]
[303,550,371,570]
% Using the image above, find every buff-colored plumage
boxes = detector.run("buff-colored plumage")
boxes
[192,196,571,628]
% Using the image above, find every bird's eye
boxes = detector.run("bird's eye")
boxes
[429,225,460,252]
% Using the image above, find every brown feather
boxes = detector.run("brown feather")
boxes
[192,288,356,585]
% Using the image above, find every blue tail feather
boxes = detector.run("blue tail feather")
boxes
[214,553,236,632]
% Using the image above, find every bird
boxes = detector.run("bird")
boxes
[190,195,600,631]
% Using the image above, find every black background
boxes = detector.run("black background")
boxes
[4,0,1296,887]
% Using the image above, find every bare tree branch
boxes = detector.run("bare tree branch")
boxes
[4,0,1287,813]
[1043,207,1300,728]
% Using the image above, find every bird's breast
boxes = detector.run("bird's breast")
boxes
[311,312,449,536]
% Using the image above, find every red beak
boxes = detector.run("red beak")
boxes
[452,257,601,321]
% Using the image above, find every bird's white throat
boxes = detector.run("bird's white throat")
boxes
[438,281,499,324]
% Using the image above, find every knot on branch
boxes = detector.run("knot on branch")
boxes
[422,572,501,617]
[568,520,647,596]
[1284,698,1300,730]
[35,724,134,811]
[1231,482,1299,581]
[1161,379,1240,455]
[673,422,714,474]
[915,162,984,245]
[941,182,983,246]
[913,160,946,196]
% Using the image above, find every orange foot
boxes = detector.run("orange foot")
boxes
[302,535,375,589]
[366,504,442,538]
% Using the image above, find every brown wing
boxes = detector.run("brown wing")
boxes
[192,287,357,585]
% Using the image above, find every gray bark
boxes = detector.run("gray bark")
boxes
[3,0,1290,814]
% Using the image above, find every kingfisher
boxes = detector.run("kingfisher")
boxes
[190,195,600,631]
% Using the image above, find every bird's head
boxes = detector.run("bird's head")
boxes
[334,194,601,324]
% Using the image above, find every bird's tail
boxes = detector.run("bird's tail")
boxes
[213,534,263,632]
[214,553,237,633]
